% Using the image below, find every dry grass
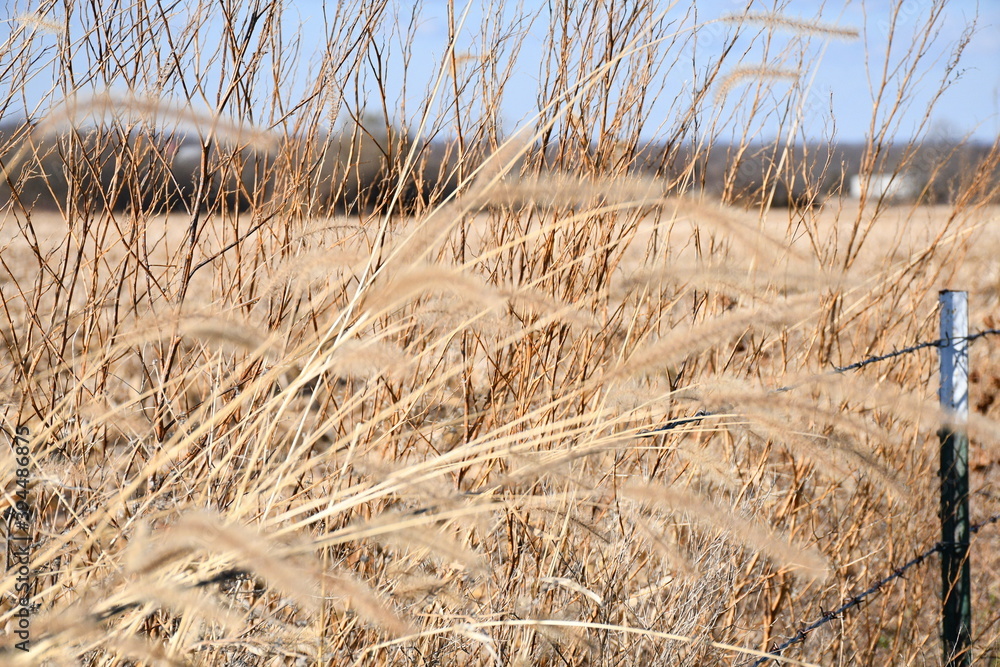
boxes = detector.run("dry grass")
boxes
[1,1,1000,665]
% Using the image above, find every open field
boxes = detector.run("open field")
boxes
[2,193,1000,665]
[2,1,1000,665]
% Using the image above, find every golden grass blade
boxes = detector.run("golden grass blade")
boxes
[620,484,829,581]
[354,619,820,666]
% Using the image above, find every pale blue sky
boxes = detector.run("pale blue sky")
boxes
[2,0,997,143]
[285,0,999,143]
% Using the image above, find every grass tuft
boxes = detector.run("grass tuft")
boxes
[0,2,997,665]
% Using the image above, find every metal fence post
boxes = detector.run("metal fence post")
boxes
[939,290,971,667]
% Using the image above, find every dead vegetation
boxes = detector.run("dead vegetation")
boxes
[1,1,999,665]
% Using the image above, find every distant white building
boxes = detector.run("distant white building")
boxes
[849,173,920,202]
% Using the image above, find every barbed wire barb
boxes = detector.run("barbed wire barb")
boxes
[748,511,1000,666]
[643,329,1000,431]
[631,328,1000,665]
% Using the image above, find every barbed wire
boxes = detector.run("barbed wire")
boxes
[0,566,257,658]
[634,328,1000,663]
[830,338,946,373]
[748,512,1000,666]
[972,512,1000,534]
[748,544,942,666]
[91,567,252,623]
[16,510,1000,660]
[11,331,998,656]
[638,409,712,436]
[640,328,1000,436]
[967,327,1000,344]
[832,328,1000,374]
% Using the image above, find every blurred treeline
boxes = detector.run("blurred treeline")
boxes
[1,115,996,214]
[643,138,1000,207]
[0,116,460,216]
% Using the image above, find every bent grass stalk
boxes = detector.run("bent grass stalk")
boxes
[1,2,998,665]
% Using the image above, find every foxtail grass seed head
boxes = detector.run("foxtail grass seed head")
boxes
[2,2,995,664]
